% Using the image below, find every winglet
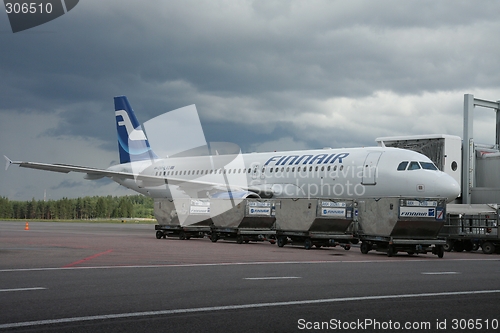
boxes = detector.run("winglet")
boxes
[4,155,12,171]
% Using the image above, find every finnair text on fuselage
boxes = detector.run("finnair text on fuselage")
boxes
[264,153,349,166]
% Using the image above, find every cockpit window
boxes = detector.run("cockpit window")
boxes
[420,162,438,170]
[397,161,408,171]
[408,161,421,170]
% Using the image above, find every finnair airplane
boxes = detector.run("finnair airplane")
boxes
[4,96,460,202]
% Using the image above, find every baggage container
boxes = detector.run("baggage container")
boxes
[274,198,356,250]
[154,198,276,243]
[356,197,447,257]
[154,198,211,240]
[208,199,276,244]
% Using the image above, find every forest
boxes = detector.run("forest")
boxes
[0,195,154,220]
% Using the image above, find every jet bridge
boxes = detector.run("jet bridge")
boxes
[377,94,500,255]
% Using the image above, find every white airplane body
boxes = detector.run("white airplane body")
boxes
[5,96,460,202]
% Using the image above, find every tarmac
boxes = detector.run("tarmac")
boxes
[1,221,499,332]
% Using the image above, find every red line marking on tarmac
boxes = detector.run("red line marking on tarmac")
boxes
[62,249,113,268]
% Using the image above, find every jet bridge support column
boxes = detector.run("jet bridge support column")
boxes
[462,94,500,204]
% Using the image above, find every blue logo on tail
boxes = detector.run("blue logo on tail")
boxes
[114,96,158,164]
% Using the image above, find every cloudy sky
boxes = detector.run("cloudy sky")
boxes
[1,0,500,200]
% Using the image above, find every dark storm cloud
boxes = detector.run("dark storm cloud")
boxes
[2,0,500,200]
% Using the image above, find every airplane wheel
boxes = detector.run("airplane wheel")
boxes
[156,231,163,239]
[304,238,312,250]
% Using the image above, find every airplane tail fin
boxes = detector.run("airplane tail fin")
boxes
[114,96,158,164]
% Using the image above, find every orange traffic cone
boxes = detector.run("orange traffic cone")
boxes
[25,222,29,230]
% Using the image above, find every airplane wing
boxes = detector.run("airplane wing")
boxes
[4,155,134,180]
[4,155,264,197]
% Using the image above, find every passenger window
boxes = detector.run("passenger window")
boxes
[397,161,408,171]
[408,161,421,170]
[420,162,438,170]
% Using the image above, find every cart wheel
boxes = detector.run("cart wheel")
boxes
[304,238,312,250]
[443,240,454,252]
[236,236,243,244]
[156,231,163,239]
[179,231,186,240]
[277,236,286,247]
[482,241,496,254]
[344,244,351,251]
[387,245,395,257]
[436,245,444,258]
[360,242,370,254]
[407,251,414,256]
[472,243,479,251]
[210,233,218,243]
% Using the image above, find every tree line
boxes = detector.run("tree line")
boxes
[0,195,154,220]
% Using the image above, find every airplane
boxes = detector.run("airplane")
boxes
[4,96,460,202]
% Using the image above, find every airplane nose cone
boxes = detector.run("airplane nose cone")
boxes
[438,174,460,202]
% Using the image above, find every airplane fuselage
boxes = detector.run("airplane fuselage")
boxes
[108,146,460,201]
